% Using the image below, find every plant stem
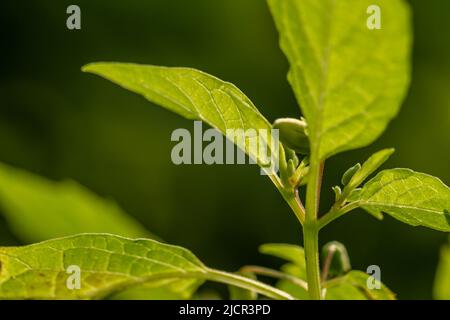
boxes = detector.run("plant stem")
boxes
[240,265,308,291]
[303,155,324,300]
[281,189,306,224]
[318,202,360,230]
[270,174,305,225]
[303,223,321,299]
[206,268,294,300]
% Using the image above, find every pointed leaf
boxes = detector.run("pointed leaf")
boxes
[346,148,395,191]
[0,234,205,299]
[0,163,206,299]
[83,63,280,174]
[268,0,411,159]
[259,243,305,268]
[0,234,292,300]
[332,186,342,201]
[341,163,361,186]
[350,169,450,231]
[325,271,395,300]
[276,267,394,300]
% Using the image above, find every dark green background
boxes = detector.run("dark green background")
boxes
[0,0,449,299]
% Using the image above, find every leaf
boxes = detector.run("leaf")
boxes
[346,148,395,191]
[83,63,280,174]
[0,163,202,299]
[0,162,153,243]
[332,185,342,201]
[108,279,202,300]
[112,285,198,300]
[434,240,450,300]
[265,245,393,300]
[0,234,205,299]
[349,169,450,231]
[0,234,292,300]
[276,266,394,300]
[341,163,361,186]
[259,243,305,268]
[268,0,411,159]
[325,271,395,300]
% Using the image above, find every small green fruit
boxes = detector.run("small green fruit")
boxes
[273,118,310,154]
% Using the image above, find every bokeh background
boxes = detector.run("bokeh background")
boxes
[0,0,449,299]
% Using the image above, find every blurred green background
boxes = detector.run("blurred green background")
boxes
[0,0,449,299]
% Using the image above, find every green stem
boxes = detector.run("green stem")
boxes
[240,265,308,291]
[281,189,306,224]
[205,268,294,300]
[318,202,360,230]
[303,223,321,299]
[303,154,324,300]
[270,174,305,225]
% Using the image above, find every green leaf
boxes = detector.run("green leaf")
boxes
[259,243,305,268]
[0,163,203,299]
[349,169,450,231]
[268,0,411,159]
[83,63,280,174]
[273,118,309,154]
[0,162,152,243]
[325,271,396,300]
[0,234,292,300]
[341,163,361,186]
[346,148,395,191]
[434,240,450,300]
[276,266,394,300]
[332,186,342,201]
[109,279,202,300]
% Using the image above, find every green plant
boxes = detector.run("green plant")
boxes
[0,0,449,300]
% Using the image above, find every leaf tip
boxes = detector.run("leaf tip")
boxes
[385,148,396,155]
[81,63,95,73]
[81,62,113,74]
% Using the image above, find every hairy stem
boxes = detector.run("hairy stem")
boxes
[303,155,324,300]
[303,224,321,299]
[318,202,360,230]
[206,268,294,300]
[270,172,305,224]
[281,189,306,224]
[240,265,308,291]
